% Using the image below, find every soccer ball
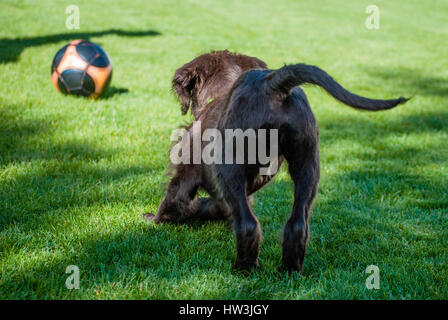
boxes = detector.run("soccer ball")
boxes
[51,40,112,98]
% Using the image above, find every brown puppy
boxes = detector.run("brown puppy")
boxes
[145,50,408,272]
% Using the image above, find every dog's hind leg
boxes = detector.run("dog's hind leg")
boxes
[281,140,320,272]
[188,197,229,221]
[186,168,281,223]
[217,165,262,270]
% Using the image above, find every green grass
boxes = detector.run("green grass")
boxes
[0,0,447,299]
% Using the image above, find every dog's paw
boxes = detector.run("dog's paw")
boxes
[232,259,260,273]
[278,263,303,274]
[142,212,156,221]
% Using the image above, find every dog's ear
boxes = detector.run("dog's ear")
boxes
[172,66,198,115]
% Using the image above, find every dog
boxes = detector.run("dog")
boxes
[145,50,408,272]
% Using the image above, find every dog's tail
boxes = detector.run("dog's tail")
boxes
[266,64,409,111]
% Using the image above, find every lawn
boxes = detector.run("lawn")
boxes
[0,0,447,299]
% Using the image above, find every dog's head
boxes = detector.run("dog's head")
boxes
[172,50,267,118]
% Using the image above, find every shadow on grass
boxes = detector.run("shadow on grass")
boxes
[0,106,164,232]
[99,87,129,99]
[0,106,116,163]
[319,110,448,137]
[0,101,446,298]
[0,28,161,64]
[3,166,444,298]
[364,66,448,97]
[0,221,235,299]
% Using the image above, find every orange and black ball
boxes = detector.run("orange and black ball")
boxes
[51,40,112,98]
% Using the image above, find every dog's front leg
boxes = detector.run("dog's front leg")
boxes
[144,164,201,223]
